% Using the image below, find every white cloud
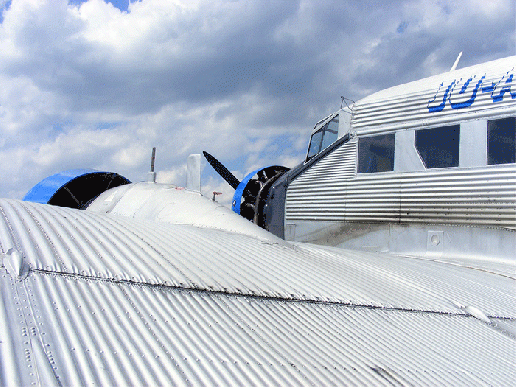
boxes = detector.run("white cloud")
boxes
[0,0,514,203]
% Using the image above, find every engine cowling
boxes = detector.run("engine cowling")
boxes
[232,165,289,228]
[203,151,289,229]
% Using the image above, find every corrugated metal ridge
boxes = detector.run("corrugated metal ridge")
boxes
[357,56,516,105]
[291,140,357,184]
[353,72,514,115]
[287,166,516,195]
[27,266,515,321]
[3,268,515,386]
[1,198,515,317]
[286,151,516,229]
[352,98,516,133]
[350,56,516,134]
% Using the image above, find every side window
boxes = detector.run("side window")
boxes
[488,117,515,165]
[306,115,339,160]
[415,125,459,168]
[358,133,395,173]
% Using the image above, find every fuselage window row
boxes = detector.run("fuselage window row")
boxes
[356,116,515,173]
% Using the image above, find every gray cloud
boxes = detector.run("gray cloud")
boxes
[0,0,514,204]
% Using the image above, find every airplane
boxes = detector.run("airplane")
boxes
[1,55,515,385]
[206,55,516,262]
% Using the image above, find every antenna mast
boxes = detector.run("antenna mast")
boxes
[450,52,463,71]
[148,147,157,182]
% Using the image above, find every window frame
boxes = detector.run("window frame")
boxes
[357,133,395,174]
[415,125,460,169]
[487,116,515,165]
[306,115,339,161]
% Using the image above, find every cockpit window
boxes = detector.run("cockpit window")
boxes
[307,131,324,159]
[306,115,339,160]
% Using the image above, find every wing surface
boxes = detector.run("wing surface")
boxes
[1,198,515,386]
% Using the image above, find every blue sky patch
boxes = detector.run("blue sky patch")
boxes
[397,21,408,33]
[68,0,134,12]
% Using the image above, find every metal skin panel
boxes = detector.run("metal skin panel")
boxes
[285,57,516,243]
[352,56,516,136]
[0,196,515,385]
[2,272,515,386]
[87,182,276,242]
[1,198,514,315]
[287,159,516,228]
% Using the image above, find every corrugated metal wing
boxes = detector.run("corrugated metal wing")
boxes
[1,198,515,385]
[2,270,515,386]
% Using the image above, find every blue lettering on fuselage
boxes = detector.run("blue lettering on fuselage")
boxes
[428,68,515,113]
[427,81,456,113]
[449,75,485,109]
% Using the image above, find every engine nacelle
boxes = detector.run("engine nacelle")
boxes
[231,165,289,228]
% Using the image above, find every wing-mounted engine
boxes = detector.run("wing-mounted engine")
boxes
[203,151,289,228]
[232,165,289,227]
[23,169,131,209]
[204,108,351,234]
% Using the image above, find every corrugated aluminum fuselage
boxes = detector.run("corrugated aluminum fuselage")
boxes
[284,56,516,260]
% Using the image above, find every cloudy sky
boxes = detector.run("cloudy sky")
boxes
[0,0,514,204]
